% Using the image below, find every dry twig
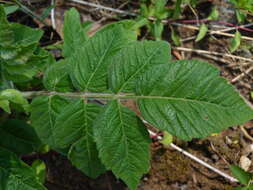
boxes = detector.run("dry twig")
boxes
[173,47,253,63]
[148,129,238,183]
[231,66,253,83]
[240,126,253,142]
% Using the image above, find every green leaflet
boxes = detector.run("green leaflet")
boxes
[30,95,71,147]
[2,47,52,83]
[0,120,41,155]
[136,60,253,140]
[0,148,46,190]
[0,7,51,83]
[95,19,138,41]
[152,20,164,40]
[63,8,88,58]
[109,40,171,93]
[10,23,43,47]
[230,165,252,185]
[195,24,208,42]
[69,25,132,92]
[54,100,101,147]
[0,6,14,46]
[43,60,74,92]
[0,89,29,113]
[230,30,241,53]
[207,7,219,20]
[31,160,46,184]
[4,5,19,15]
[160,131,173,146]
[0,100,10,113]
[93,100,151,190]
[68,136,106,178]
[53,100,105,178]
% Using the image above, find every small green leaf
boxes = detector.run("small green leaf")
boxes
[171,27,181,46]
[140,3,149,17]
[11,23,43,46]
[154,0,168,19]
[94,100,151,190]
[0,89,29,113]
[0,99,10,113]
[160,131,173,145]
[4,5,19,15]
[236,10,246,23]
[0,119,41,155]
[195,24,208,42]
[32,160,46,184]
[173,0,182,19]
[0,148,46,190]
[153,21,164,40]
[207,7,219,20]
[230,31,241,53]
[230,165,252,185]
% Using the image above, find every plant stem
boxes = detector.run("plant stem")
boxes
[22,91,137,99]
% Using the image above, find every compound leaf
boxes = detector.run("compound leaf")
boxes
[0,148,46,190]
[69,25,131,92]
[94,100,151,190]
[30,95,71,147]
[136,60,253,140]
[109,41,170,93]
[0,120,41,155]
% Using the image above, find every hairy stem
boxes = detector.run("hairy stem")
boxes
[22,91,136,99]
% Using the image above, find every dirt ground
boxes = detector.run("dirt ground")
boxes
[14,0,253,189]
